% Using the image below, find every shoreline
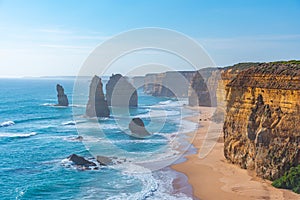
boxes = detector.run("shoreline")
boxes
[171,106,299,200]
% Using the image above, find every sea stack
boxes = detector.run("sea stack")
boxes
[188,72,211,107]
[56,84,69,106]
[106,74,138,107]
[128,118,151,138]
[86,75,110,117]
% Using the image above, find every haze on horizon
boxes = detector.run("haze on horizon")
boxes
[0,0,300,77]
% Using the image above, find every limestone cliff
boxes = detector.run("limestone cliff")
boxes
[223,61,300,180]
[106,74,138,107]
[56,84,69,106]
[211,63,261,122]
[86,75,110,117]
[144,71,196,98]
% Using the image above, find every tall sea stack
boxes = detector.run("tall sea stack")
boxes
[106,74,138,107]
[86,75,110,117]
[56,84,69,106]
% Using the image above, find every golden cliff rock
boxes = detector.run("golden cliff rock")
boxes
[223,61,300,180]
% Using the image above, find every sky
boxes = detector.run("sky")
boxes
[0,0,300,77]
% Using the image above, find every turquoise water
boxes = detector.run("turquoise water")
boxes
[0,78,196,200]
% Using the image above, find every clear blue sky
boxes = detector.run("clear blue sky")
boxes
[0,0,299,76]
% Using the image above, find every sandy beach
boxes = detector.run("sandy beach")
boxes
[172,107,299,200]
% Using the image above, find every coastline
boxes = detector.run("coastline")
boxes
[171,106,299,200]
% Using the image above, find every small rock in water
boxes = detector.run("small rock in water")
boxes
[75,136,83,141]
[67,154,96,167]
[128,118,151,138]
[96,156,114,166]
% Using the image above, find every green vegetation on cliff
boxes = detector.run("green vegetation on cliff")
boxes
[272,165,300,194]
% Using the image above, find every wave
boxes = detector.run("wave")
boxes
[70,104,86,108]
[41,103,55,106]
[177,119,198,134]
[62,121,76,126]
[42,103,86,108]
[0,120,15,127]
[159,100,173,105]
[134,110,180,118]
[42,135,101,143]
[109,164,192,200]
[41,103,69,108]
[14,116,61,124]
[64,135,100,143]
[0,132,37,138]
[150,99,188,109]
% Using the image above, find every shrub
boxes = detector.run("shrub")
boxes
[272,165,300,194]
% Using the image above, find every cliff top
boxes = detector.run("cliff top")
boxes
[228,60,300,90]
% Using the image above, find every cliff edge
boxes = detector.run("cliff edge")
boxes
[223,61,300,180]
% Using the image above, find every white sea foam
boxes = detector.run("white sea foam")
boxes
[177,119,198,134]
[150,99,188,109]
[108,164,192,200]
[41,103,55,106]
[0,120,15,127]
[70,104,86,108]
[159,100,173,105]
[62,121,76,126]
[134,110,180,118]
[0,132,37,138]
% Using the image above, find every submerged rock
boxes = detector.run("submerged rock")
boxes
[86,75,110,117]
[96,156,113,166]
[129,118,151,138]
[56,84,69,106]
[67,154,96,167]
[106,74,138,107]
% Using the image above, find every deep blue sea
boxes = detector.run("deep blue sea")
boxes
[0,77,197,200]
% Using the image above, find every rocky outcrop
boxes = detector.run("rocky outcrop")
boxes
[68,154,96,167]
[56,84,69,106]
[223,61,300,180]
[106,74,138,107]
[129,118,151,138]
[144,71,196,97]
[188,70,213,106]
[188,68,224,107]
[96,156,113,166]
[86,75,110,117]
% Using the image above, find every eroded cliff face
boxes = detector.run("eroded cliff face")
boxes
[223,62,300,180]
[144,71,196,98]
[212,63,260,122]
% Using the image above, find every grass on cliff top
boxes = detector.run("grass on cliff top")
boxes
[224,60,300,72]
[270,60,300,65]
[225,62,261,71]
[272,165,300,194]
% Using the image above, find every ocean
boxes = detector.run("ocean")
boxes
[0,77,198,200]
